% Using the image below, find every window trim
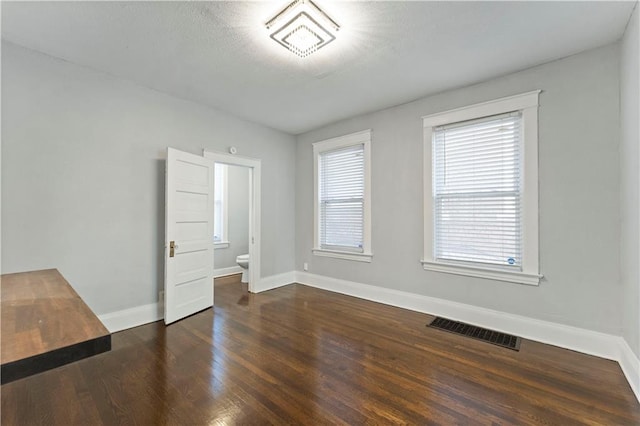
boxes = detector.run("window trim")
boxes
[422,91,542,285]
[313,129,373,262]
[213,163,229,248]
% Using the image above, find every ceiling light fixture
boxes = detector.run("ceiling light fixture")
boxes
[266,0,340,58]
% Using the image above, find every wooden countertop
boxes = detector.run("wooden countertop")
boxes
[1,268,110,366]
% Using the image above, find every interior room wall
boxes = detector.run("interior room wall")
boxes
[214,164,250,270]
[620,5,639,358]
[295,43,622,335]
[1,41,296,315]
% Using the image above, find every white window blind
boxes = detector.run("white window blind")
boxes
[213,163,226,243]
[433,111,522,268]
[319,144,365,252]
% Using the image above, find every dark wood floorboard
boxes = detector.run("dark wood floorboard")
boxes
[2,275,639,425]
[214,273,243,286]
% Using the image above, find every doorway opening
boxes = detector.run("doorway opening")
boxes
[204,150,261,293]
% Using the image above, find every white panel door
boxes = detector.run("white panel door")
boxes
[165,147,214,324]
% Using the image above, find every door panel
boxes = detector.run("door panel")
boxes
[165,148,214,325]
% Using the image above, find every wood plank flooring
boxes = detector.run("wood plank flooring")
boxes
[2,274,639,425]
[1,269,111,383]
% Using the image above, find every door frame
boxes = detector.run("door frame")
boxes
[203,150,261,293]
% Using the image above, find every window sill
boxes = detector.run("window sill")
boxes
[214,241,230,249]
[313,249,373,263]
[421,260,541,286]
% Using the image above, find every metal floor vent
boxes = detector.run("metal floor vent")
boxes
[427,317,521,351]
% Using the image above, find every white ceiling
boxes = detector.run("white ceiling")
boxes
[1,1,635,134]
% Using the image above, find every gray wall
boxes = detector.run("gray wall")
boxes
[1,41,297,315]
[214,164,250,270]
[296,43,622,335]
[620,6,639,358]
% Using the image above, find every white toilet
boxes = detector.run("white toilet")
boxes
[236,254,249,283]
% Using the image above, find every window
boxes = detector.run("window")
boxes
[434,112,522,266]
[213,163,229,248]
[422,91,541,285]
[313,130,372,262]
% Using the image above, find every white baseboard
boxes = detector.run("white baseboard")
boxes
[253,271,296,293]
[295,271,640,403]
[618,339,640,402]
[95,269,639,403]
[214,266,243,278]
[99,302,163,333]
[295,271,621,360]
[98,269,295,333]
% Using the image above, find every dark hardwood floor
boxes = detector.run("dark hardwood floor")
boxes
[2,274,639,425]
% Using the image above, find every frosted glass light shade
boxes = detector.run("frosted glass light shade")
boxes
[266,0,340,58]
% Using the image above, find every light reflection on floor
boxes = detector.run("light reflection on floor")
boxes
[210,310,226,397]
